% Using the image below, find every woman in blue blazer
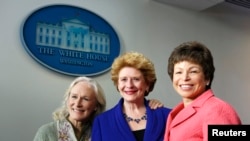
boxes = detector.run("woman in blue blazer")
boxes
[91,51,171,141]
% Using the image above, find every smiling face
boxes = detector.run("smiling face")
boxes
[118,67,148,102]
[173,61,209,105]
[67,81,97,123]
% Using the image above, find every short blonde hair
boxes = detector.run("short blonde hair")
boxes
[111,51,156,96]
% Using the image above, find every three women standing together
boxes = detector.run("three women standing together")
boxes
[34,41,241,141]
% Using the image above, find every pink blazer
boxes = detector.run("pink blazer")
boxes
[164,89,241,141]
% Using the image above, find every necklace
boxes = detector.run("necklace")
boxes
[123,113,147,124]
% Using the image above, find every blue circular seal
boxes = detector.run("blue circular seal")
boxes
[21,5,121,76]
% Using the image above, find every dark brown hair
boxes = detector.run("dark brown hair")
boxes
[168,41,215,89]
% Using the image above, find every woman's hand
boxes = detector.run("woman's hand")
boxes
[149,99,164,109]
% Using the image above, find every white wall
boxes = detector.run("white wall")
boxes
[1,0,249,141]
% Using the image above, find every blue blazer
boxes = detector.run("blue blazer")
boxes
[91,98,171,141]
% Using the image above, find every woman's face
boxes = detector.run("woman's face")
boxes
[173,61,209,102]
[118,67,148,102]
[67,81,97,123]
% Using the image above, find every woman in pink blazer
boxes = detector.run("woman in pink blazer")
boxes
[164,41,241,141]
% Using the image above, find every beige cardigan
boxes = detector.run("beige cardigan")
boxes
[33,119,90,141]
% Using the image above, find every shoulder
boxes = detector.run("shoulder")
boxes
[96,106,116,119]
[98,101,122,117]
[33,122,57,141]
[205,96,236,111]
[147,106,171,117]
[39,121,57,131]
[203,96,241,123]
[157,107,172,113]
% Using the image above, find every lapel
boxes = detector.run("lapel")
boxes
[114,98,137,141]
[169,89,214,128]
[169,103,196,128]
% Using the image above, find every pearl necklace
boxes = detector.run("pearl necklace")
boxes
[123,113,147,124]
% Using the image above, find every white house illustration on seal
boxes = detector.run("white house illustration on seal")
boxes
[36,18,110,54]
